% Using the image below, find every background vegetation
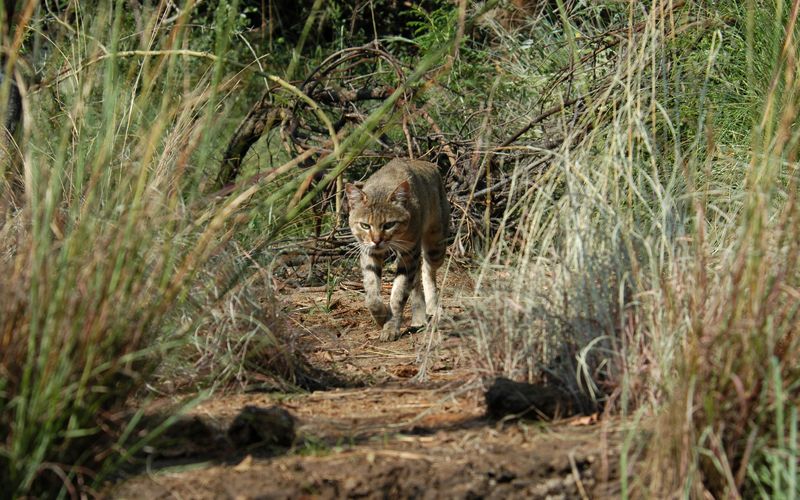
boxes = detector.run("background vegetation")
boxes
[0,0,797,497]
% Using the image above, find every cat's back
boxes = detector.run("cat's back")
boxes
[364,158,443,201]
[365,158,438,186]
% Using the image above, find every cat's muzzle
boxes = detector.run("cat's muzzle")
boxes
[366,244,389,257]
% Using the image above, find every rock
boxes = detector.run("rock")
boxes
[139,414,223,458]
[227,405,296,448]
[485,377,585,420]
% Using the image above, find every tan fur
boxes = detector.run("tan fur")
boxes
[345,159,450,341]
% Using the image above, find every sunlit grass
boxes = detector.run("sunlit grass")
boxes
[462,1,799,497]
[2,0,796,497]
[0,1,499,495]
[0,2,257,494]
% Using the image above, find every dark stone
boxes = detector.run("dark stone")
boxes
[485,377,582,420]
[146,415,222,458]
[227,405,296,448]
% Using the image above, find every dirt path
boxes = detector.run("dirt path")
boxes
[113,270,621,499]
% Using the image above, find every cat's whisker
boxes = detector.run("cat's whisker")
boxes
[344,158,449,342]
[388,241,414,254]
[344,245,361,262]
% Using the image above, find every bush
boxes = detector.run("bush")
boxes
[0,2,252,494]
[456,1,799,496]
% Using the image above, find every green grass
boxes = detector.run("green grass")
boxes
[0,2,354,491]
[460,1,799,497]
[1,0,798,497]
[0,1,492,496]
[0,1,269,495]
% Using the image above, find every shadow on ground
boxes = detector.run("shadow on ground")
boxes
[111,267,621,499]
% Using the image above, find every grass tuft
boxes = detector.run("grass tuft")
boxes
[459,1,799,496]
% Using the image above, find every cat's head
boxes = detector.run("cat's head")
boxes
[345,180,412,256]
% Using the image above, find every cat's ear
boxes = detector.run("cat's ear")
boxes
[345,183,366,208]
[390,180,411,206]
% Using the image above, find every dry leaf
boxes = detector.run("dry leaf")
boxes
[393,364,418,378]
[568,413,599,426]
[234,454,254,471]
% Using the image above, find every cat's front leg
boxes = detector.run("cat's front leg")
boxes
[361,253,388,326]
[380,248,420,341]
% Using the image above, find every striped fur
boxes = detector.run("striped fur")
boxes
[345,159,450,341]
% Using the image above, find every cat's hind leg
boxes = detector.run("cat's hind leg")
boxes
[409,277,426,328]
[421,241,446,317]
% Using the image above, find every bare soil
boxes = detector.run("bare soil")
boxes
[111,268,622,499]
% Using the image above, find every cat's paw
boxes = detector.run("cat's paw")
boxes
[368,302,390,327]
[379,320,401,342]
[411,306,427,328]
[410,312,427,329]
[410,318,427,329]
[425,303,444,321]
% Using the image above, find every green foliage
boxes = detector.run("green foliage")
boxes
[405,3,458,51]
[0,1,262,495]
[455,1,799,497]
[2,0,797,497]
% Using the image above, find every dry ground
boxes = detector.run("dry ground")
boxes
[111,266,623,499]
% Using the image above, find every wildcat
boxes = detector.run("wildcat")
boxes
[345,159,450,341]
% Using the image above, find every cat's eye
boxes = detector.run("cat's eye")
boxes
[382,222,397,231]
[359,222,371,230]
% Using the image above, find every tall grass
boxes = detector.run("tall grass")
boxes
[650,1,800,493]
[0,1,499,495]
[2,0,795,496]
[462,0,799,496]
[0,2,256,495]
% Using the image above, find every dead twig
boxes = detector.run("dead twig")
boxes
[498,95,583,149]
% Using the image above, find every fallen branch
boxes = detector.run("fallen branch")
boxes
[312,85,394,105]
[498,95,583,149]
[215,92,283,189]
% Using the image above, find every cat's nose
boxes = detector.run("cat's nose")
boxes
[371,234,383,245]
